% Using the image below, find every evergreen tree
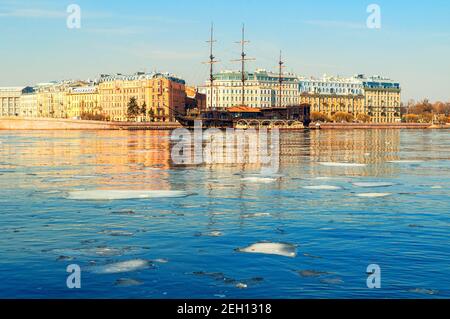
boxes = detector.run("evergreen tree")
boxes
[141,102,147,120]
[127,97,139,121]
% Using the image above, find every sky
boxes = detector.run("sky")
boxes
[0,0,449,102]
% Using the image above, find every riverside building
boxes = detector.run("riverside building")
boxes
[66,86,100,119]
[0,87,33,117]
[299,74,401,123]
[299,75,366,119]
[358,75,402,123]
[97,72,186,122]
[19,88,38,117]
[205,69,300,109]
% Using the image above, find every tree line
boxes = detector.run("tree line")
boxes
[402,100,450,124]
[127,97,156,122]
[310,100,450,124]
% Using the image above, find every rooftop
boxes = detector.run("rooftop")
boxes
[98,71,185,84]
[227,106,261,113]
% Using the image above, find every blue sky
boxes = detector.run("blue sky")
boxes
[0,0,449,102]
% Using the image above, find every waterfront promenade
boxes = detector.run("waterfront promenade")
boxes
[1,117,447,130]
[0,117,182,130]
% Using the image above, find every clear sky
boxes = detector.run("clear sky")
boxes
[0,0,449,102]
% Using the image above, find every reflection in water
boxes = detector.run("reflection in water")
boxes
[0,129,449,298]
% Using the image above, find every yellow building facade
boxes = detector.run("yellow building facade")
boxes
[299,93,365,119]
[364,88,401,123]
[34,81,88,118]
[19,91,38,117]
[66,86,100,119]
[98,72,186,122]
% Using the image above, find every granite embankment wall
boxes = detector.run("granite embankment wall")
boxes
[0,118,182,130]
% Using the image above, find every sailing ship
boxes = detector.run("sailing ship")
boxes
[175,24,311,129]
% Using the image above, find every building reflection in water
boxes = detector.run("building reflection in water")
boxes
[308,129,401,177]
[0,129,403,193]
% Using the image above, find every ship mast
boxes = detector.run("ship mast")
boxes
[203,23,219,109]
[232,24,254,106]
[278,50,285,108]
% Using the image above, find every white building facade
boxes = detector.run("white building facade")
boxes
[0,87,33,117]
[205,69,300,109]
[299,75,364,96]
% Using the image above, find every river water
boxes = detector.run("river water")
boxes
[0,129,449,298]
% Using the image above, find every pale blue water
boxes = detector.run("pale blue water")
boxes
[0,129,449,299]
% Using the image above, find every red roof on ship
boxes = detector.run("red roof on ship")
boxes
[227,106,261,113]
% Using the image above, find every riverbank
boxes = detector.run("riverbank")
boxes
[311,123,448,129]
[0,117,182,130]
[1,117,449,130]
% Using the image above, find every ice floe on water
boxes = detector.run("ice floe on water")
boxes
[152,258,169,264]
[355,193,392,198]
[46,245,150,258]
[236,242,297,258]
[302,185,342,191]
[89,259,153,274]
[114,278,144,287]
[191,271,263,289]
[320,277,344,285]
[195,231,223,237]
[99,230,134,237]
[67,190,193,200]
[352,182,395,188]
[298,270,330,278]
[408,288,439,295]
[241,213,271,218]
[313,177,339,180]
[318,162,367,168]
[241,177,277,183]
[388,160,424,164]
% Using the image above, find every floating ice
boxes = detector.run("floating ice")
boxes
[241,177,277,183]
[152,258,169,264]
[352,182,394,188]
[90,259,152,274]
[192,271,263,289]
[235,283,248,289]
[47,245,141,257]
[242,213,271,218]
[195,231,223,237]
[320,277,344,285]
[313,177,338,180]
[114,278,144,287]
[356,193,392,198]
[298,270,330,278]
[236,242,297,258]
[388,160,424,164]
[99,230,134,237]
[302,185,342,191]
[318,162,367,168]
[67,190,192,200]
[408,288,439,295]
[93,247,124,256]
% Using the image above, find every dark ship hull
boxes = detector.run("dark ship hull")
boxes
[176,105,311,129]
